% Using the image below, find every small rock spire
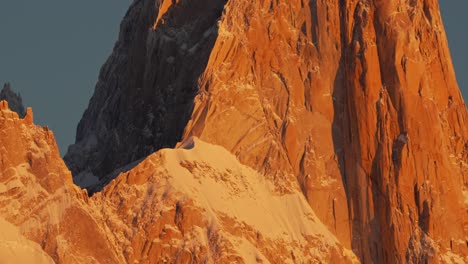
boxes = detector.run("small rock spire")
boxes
[0,82,26,117]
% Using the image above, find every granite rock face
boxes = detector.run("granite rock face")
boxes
[0,102,358,263]
[60,0,467,263]
[0,101,124,263]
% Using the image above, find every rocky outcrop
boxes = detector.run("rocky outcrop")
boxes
[65,0,468,263]
[0,101,124,263]
[333,2,468,262]
[0,83,26,117]
[190,1,468,262]
[64,0,468,263]
[1,101,358,263]
[93,137,358,263]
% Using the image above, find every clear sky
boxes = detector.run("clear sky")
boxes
[0,1,467,154]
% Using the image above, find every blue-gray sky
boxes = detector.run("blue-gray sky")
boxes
[0,1,467,154]
[0,0,129,154]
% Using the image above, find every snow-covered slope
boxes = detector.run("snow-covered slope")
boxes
[0,218,53,264]
[0,100,357,263]
[94,137,358,263]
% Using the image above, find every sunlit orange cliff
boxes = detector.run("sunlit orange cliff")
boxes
[1,0,467,263]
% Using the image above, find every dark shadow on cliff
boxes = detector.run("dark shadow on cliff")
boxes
[0,83,26,118]
[331,51,356,251]
[64,0,228,193]
[331,2,398,262]
[331,1,362,261]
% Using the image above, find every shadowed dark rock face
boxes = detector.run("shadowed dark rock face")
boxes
[0,83,25,117]
[64,0,227,184]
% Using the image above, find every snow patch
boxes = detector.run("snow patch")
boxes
[162,137,342,244]
[440,251,466,264]
[0,218,54,264]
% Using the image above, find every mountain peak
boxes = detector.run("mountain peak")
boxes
[1,0,467,263]
[65,0,468,262]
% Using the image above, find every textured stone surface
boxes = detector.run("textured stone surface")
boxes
[64,0,468,263]
[64,0,227,182]
[184,1,468,262]
[0,102,358,263]
[0,101,124,263]
[93,137,358,263]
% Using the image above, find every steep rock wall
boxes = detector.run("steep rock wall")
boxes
[66,0,468,262]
